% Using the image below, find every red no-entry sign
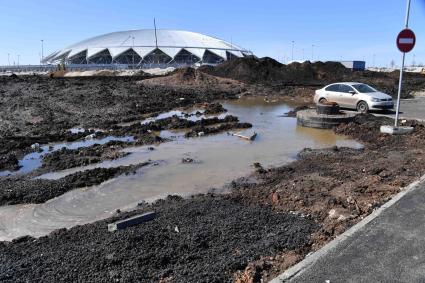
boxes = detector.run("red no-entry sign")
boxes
[397,29,416,53]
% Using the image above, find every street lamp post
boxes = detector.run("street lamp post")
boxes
[41,40,44,64]
[7,53,10,66]
[132,36,135,67]
[17,55,20,67]
[291,41,294,61]
[311,44,314,61]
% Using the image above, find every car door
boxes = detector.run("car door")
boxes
[324,84,342,103]
[338,84,358,108]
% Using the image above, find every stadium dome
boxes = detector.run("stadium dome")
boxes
[42,29,253,67]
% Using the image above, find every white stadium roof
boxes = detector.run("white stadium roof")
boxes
[43,29,253,65]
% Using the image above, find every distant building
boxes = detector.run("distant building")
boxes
[42,29,253,69]
[337,61,366,71]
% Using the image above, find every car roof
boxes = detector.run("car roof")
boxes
[327,82,364,86]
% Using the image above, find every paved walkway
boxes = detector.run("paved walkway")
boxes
[280,178,425,283]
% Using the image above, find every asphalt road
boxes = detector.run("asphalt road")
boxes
[287,179,425,283]
[396,97,425,121]
[359,97,425,121]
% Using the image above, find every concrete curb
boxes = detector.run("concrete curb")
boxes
[269,174,425,283]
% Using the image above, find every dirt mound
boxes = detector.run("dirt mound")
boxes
[0,196,316,282]
[203,102,227,115]
[40,141,130,172]
[199,57,350,85]
[0,154,20,171]
[0,163,149,206]
[138,67,245,93]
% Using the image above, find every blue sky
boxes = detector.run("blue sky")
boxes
[1,0,424,67]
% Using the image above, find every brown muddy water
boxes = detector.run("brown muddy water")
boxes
[0,97,362,241]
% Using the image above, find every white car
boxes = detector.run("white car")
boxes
[314,82,394,113]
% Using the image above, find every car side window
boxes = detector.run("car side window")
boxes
[339,84,352,93]
[325,84,340,92]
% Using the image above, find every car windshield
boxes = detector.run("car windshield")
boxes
[352,84,377,93]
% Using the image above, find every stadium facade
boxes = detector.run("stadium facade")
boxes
[42,29,253,68]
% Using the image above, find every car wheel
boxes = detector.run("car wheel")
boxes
[318,98,327,104]
[357,101,369,113]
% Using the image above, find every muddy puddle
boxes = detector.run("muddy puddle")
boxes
[0,97,362,240]
[0,136,134,177]
[118,108,228,127]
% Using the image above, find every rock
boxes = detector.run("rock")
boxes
[84,133,96,140]
[108,211,156,232]
[328,208,353,222]
[271,192,280,205]
[182,158,194,164]
[31,143,40,150]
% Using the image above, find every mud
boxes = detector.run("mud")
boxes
[229,115,425,281]
[39,141,131,173]
[138,67,246,94]
[0,195,316,283]
[1,58,425,282]
[35,114,248,174]
[185,122,252,138]
[203,102,228,115]
[0,163,149,206]
[0,74,241,165]
[1,113,423,282]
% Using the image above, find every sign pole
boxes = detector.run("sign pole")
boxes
[394,0,411,127]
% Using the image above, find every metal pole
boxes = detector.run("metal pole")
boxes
[132,36,135,67]
[17,55,20,67]
[154,18,158,48]
[395,53,405,126]
[291,41,294,61]
[41,39,44,64]
[394,0,411,127]
[311,44,314,61]
[7,53,10,66]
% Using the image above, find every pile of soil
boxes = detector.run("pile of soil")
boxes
[199,57,350,86]
[39,141,131,173]
[203,102,227,115]
[200,57,425,98]
[0,162,149,206]
[0,154,20,171]
[283,105,310,117]
[0,196,316,283]
[113,115,246,137]
[138,67,245,94]
[185,122,252,138]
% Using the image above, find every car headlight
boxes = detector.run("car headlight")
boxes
[371,98,380,102]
